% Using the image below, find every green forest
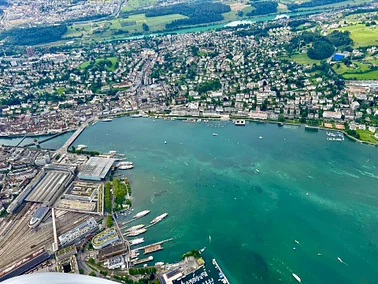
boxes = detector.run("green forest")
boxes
[142,2,230,29]
[1,25,67,46]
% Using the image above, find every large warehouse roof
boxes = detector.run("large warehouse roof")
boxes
[78,157,115,181]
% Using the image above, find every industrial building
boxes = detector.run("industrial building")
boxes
[59,217,98,247]
[25,164,76,206]
[78,157,115,181]
[92,228,120,249]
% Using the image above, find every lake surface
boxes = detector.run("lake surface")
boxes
[66,117,378,284]
[0,132,74,149]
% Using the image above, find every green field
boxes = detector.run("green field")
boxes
[121,0,157,12]
[356,129,378,144]
[337,24,378,47]
[332,54,378,80]
[78,61,91,69]
[281,53,320,65]
[295,0,371,11]
[106,57,118,71]
[333,61,371,73]
[342,69,378,80]
[65,13,188,40]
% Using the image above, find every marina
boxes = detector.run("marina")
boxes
[212,259,230,284]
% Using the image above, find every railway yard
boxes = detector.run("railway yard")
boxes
[0,203,92,270]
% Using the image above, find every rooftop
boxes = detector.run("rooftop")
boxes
[78,157,115,181]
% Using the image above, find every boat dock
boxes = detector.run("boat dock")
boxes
[120,219,137,228]
[133,256,153,265]
[144,244,163,255]
[133,238,173,251]
[145,222,159,229]
[212,258,230,284]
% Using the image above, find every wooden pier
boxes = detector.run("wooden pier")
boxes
[144,244,163,254]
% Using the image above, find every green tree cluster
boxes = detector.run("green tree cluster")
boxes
[195,79,221,94]
[347,129,360,139]
[182,249,201,259]
[112,178,128,211]
[288,0,344,10]
[129,267,157,275]
[326,30,353,47]
[105,181,112,212]
[106,215,113,227]
[246,1,277,16]
[1,25,67,46]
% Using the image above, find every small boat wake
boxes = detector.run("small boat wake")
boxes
[337,257,348,266]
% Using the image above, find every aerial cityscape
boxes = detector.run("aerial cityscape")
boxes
[0,0,378,283]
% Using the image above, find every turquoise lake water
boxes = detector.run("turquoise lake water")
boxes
[19,117,378,283]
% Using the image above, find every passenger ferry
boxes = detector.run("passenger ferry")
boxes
[133,210,150,219]
[150,213,168,225]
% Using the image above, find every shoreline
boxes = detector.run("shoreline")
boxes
[3,113,376,148]
[125,113,378,147]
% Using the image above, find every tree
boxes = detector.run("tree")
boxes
[88,258,95,264]
[89,271,96,277]
[79,268,84,274]
[106,215,113,227]
[142,23,150,32]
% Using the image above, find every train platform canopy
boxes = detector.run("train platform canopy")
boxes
[78,157,115,181]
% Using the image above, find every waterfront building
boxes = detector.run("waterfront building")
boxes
[92,228,119,249]
[78,157,115,181]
